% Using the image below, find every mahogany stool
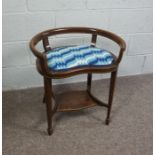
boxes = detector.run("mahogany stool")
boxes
[30,27,126,135]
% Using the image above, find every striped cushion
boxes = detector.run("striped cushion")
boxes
[46,45,115,71]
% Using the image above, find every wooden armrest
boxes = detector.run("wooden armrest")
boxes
[115,37,126,64]
[30,27,126,77]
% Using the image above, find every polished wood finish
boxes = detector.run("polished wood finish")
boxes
[87,91,108,107]
[87,73,92,92]
[29,27,126,135]
[56,91,97,112]
[44,77,53,135]
[30,27,126,78]
[106,71,117,125]
[42,35,52,52]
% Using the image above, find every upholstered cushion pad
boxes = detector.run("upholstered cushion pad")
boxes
[46,45,115,71]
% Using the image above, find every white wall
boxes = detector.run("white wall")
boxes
[2,0,153,90]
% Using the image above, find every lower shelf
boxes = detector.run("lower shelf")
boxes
[55,90,97,112]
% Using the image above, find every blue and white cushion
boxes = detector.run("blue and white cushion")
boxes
[46,45,115,71]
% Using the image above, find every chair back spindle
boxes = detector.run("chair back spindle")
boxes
[91,33,97,47]
[42,35,51,52]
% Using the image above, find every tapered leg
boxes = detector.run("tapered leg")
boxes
[87,73,92,92]
[43,94,45,103]
[43,77,46,104]
[105,70,117,125]
[44,77,53,135]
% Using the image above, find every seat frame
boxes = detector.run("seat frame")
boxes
[30,27,126,135]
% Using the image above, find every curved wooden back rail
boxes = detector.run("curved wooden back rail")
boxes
[29,27,126,135]
[30,27,126,78]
